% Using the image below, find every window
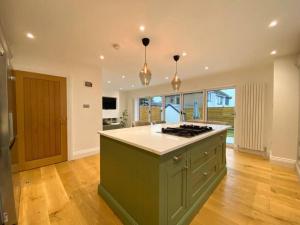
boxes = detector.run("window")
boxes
[165,95,181,123]
[208,93,212,102]
[217,96,223,105]
[183,92,204,121]
[225,97,230,105]
[139,97,149,122]
[150,96,163,122]
[136,87,235,145]
[207,88,235,145]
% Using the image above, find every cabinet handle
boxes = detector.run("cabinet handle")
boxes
[203,172,208,176]
[204,152,208,156]
[173,155,182,161]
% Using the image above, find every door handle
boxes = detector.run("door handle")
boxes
[173,155,182,161]
[9,136,16,150]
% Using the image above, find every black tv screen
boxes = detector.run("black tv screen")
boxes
[102,97,117,109]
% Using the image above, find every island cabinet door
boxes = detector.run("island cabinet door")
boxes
[165,152,188,225]
[216,132,227,170]
[187,135,219,205]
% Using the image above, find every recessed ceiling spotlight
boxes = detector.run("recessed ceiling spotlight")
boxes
[182,52,187,57]
[119,87,123,90]
[139,25,145,32]
[100,55,105,60]
[204,66,209,70]
[26,32,35,39]
[270,50,277,55]
[107,80,111,84]
[268,20,278,28]
[131,84,135,87]
[165,76,169,80]
[122,75,126,79]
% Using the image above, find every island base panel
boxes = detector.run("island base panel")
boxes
[98,131,227,225]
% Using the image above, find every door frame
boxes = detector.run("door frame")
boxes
[14,70,68,171]
[205,86,236,147]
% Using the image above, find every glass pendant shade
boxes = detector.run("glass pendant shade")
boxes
[139,63,151,86]
[171,73,181,91]
[171,55,181,91]
[139,38,151,86]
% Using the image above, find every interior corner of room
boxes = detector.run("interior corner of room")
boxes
[1,1,300,225]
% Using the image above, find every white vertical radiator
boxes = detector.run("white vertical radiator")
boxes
[236,83,265,151]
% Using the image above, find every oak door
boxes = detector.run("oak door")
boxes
[14,70,67,171]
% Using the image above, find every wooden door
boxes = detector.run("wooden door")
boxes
[14,70,67,171]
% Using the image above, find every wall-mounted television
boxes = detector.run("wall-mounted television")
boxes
[102,97,117,109]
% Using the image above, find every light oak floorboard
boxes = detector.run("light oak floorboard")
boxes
[18,149,300,225]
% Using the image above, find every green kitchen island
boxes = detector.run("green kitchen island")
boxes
[98,123,229,225]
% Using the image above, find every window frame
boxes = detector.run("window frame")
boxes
[136,85,236,125]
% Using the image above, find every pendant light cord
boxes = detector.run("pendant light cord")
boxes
[144,46,147,63]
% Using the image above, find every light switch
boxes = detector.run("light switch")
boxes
[85,81,93,87]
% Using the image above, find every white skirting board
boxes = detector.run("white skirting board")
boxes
[270,155,296,166]
[72,147,100,160]
[234,145,269,158]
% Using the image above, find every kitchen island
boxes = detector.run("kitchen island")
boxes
[98,123,229,225]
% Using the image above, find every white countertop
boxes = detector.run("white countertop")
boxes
[98,123,230,156]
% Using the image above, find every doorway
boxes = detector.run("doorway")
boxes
[14,71,67,171]
[182,92,204,122]
[206,88,236,145]
[165,95,181,123]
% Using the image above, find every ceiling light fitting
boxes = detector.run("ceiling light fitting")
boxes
[171,55,182,91]
[139,37,152,86]
[139,25,145,32]
[26,32,35,39]
[268,20,278,28]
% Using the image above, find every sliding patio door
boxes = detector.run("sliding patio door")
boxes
[150,96,163,122]
[206,88,235,144]
[165,95,181,123]
[139,96,163,123]
[182,92,204,122]
[139,97,150,122]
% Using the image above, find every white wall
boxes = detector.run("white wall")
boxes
[272,55,299,162]
[102,89,120,119]
[11,59,102,160]
[125,64,274,151]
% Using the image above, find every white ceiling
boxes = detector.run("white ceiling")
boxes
[1,0,300,90]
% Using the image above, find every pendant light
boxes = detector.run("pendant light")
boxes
[139,37,152,86]
[171,55,182,91]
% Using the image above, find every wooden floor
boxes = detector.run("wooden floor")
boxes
[17,149,300,225]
